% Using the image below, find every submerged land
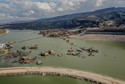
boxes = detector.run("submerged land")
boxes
[0,7,125,84]
[0,29,125,84]
[39,28,125,42]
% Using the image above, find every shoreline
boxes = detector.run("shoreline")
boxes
[38,28,125,42]
[0,29,9,36]
[1,29,125,42]
[0,67,125,84]
[77,34,125,42]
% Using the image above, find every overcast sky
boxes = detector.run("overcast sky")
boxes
[0,0,125,23]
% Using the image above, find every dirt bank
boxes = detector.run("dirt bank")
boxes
[78,34,125,42]
[0,29,9,36]
[0,67,124,84]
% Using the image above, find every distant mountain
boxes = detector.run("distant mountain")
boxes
[9,20,32,24]
[1,7,125,29]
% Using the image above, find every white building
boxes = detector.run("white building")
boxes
[0,44,7,49]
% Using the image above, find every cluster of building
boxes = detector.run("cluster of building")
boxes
[41,50,56,56]
[0,44,7,50]
[0,43,14,56]
[39,29,85,38]
[0,43,13,50]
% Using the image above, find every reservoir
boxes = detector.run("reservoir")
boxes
[0,75,92,84]
[0,30,125,83]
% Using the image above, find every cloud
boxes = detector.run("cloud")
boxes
[0,0,125,23]
[96,0,104,7]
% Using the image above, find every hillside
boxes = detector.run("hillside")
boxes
[1,7,125,30]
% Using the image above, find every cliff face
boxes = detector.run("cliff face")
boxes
[1,7,125,30]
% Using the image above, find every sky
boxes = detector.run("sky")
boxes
[0,0,125,24]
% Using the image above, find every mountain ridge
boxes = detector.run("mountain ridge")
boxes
[1,7,125,29]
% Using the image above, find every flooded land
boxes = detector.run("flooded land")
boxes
[0,30,125,84]
[1,1,125,83]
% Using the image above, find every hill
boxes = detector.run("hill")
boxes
[1,7,125,29]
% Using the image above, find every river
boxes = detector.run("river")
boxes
[0,30,125,84]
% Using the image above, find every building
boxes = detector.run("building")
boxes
[0,44,7,49]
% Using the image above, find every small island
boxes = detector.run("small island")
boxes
[0,29,9,36]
